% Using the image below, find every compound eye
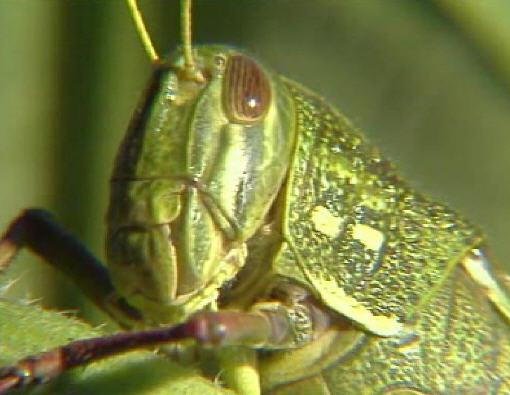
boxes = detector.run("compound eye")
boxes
[223,54,271,124]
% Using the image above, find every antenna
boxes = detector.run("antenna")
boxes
[181,0,204,81]
[126,0,159,63]
[126,0,204,81]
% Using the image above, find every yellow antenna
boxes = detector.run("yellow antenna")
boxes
[181,0,194,72]
[181,0,204,81]
[126,0,159,63]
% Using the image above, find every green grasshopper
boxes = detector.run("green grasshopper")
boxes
[1,1,510,394]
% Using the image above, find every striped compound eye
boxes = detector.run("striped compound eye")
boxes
[223,54,271,124]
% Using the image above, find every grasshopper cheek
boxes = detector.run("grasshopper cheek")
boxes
[223,54,271,124]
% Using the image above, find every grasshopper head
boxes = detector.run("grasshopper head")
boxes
[106,46,295,323]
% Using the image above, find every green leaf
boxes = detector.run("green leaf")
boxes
[0,299,232,395]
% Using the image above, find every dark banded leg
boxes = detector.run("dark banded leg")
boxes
[0,208,141,326]
[0,298,335,393]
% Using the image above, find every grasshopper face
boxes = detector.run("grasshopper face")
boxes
[106,46,295,322]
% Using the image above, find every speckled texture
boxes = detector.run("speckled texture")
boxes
[351,267,506,393]
[262,78,510,393]
[265,267,510,394]
[276,77,482,325]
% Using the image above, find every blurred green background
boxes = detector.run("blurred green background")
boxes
[1,0,510,326]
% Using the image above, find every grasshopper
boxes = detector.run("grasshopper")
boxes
[1,1,510,394]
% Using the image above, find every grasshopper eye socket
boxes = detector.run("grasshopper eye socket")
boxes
[223,54,271,124]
